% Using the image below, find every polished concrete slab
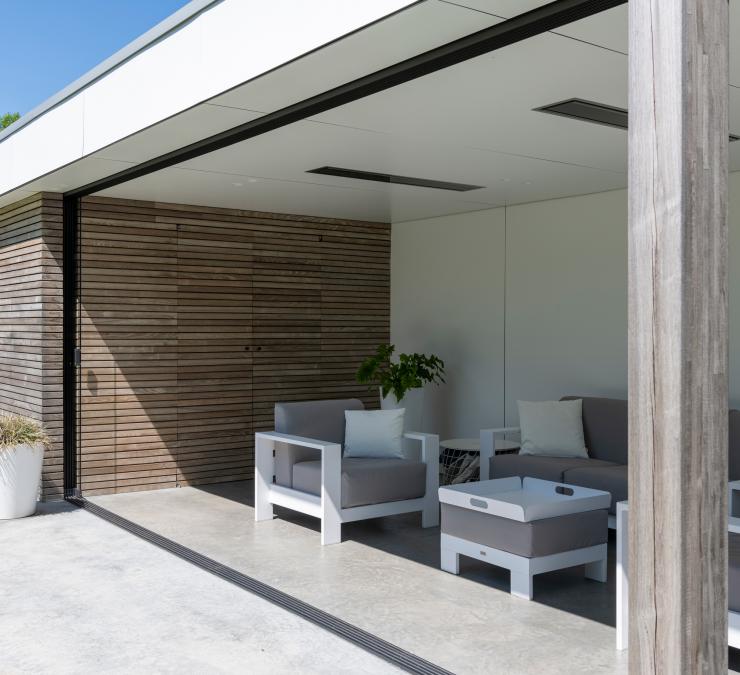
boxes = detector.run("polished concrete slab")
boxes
[0,500,398,674]
[90,481,630,674]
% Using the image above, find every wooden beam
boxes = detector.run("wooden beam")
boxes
[628,0,729,672]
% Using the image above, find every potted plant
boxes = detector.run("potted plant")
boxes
[0,414,49,519]
[356,344,445,434]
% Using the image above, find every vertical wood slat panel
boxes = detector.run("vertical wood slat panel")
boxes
[79,197,389,495]
[0,193,63,499]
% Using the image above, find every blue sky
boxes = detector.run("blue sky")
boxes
[2,0,192,116]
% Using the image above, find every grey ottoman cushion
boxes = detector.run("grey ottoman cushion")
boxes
[490,454,617,483]
[292,457,426,509]
[562,465,628,514]
[730,533,740,613]
[441,505,608,558]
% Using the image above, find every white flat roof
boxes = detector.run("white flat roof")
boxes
[0,0,418,201]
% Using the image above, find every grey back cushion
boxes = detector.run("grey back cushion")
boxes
[730,409,740,481]
[273,399,365,488]
[561,396,740,475]
[275,398,364,444]
[561,396,627,464]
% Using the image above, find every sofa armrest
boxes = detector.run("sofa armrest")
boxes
[256,431,341,450]
[405,432,440,527]
[405,432,439,490]
[479,427,521,480]
[254,431,342,524]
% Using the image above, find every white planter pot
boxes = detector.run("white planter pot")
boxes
[0,443,44,519]
[380,387,425,434]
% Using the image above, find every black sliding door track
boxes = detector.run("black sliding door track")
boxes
[62,0,625,671]
[69,496,452,675]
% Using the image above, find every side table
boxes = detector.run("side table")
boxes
[439,437,519,485]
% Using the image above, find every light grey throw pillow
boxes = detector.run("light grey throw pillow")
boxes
[517,399,588,458]
[344,409,405,459]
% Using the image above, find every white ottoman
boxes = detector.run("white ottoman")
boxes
[439,477,610,600]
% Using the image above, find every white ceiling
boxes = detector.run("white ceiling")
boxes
[6,0,740,223]
[100,0,635,222]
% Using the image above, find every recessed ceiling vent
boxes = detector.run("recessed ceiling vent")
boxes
[307,166,483,192]
[536,98,739,141]
[535,98,628,130]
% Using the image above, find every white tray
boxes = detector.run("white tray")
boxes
[439,477,611,522]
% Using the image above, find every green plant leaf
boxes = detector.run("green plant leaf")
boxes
[355,344,445,402]
[1,112,20,130]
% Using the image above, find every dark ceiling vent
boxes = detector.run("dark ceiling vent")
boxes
[307,166,483,191]
[536,98,739,141]
[535,98,628,129]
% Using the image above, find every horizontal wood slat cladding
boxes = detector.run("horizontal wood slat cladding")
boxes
[0,193,63,499]
[79,197,389,495]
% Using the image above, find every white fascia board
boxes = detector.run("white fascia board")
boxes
[0,0,416,196]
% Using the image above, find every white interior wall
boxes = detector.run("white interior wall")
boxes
[391,209,506,437]
[391,172,740,438]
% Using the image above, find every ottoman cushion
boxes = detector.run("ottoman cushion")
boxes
[441,504,608,558]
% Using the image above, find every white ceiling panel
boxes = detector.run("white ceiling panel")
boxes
[91,104,264,165]
[554,4,627,54]
[210,0,504,114]
[436,1,551,18]
[311,31,628,173]
[176,118,625,200]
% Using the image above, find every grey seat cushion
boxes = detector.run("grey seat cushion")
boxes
[490,454,617,483]
[562,465,628,514]
[292,458,427,509]
[442,505,608,558]
[730,533,740,613]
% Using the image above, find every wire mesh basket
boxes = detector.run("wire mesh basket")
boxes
[439,447,480,485]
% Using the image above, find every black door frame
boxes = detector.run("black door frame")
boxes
[62,0,625,496]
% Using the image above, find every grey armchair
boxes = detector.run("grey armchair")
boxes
[255,399,439,544]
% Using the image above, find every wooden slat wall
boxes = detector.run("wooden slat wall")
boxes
[0,193,63,499]
[79,197,389,495]
[80,200,179,494]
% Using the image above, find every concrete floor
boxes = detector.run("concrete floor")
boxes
[0,501,400,674]
[89,481,630,674]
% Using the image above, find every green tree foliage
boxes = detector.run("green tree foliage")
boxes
[1,112,20,129]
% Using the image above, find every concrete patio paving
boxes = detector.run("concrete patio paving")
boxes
[89,481,629,674]
[0,502,399,674]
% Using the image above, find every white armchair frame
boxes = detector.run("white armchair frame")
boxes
[255,431,440,545]
[479,426,521,480]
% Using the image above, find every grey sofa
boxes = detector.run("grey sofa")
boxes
[490,396,740,517]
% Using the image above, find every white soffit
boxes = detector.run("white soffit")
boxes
[0,0,422,199]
